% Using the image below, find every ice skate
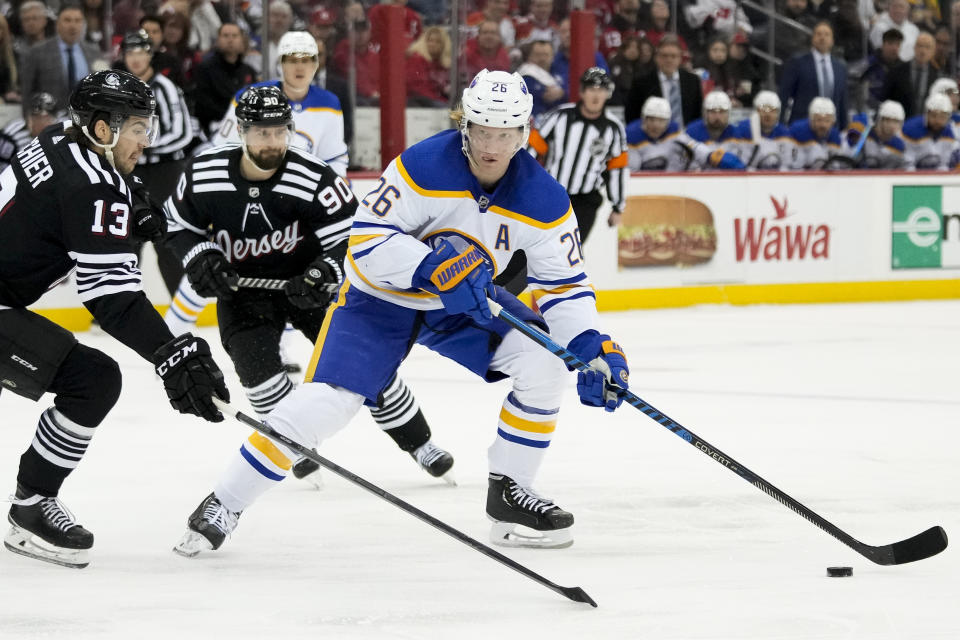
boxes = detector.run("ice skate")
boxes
[486,474,573,549]
[4,485,94,568]
[291,453,324,490]
[173,492,241,558]
[410,441,456,486]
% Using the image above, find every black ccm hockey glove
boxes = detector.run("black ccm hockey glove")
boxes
[153,334,230,422]
[127,175,168,242]
[183,242,239,299]
[284,256,343,309]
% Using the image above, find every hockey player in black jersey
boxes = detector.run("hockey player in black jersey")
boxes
[0,70,230,568]
[0,92,61,172]
[165,87,453,554]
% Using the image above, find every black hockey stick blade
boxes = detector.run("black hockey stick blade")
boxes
[211,398,597,607]
[488,300,949,567]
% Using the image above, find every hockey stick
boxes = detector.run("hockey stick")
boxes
[236,277,339,294]
[486,299,948,566]
[210,397,597,607]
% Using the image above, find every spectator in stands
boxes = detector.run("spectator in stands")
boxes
[685,90,740,168]
[14,2,50,62]
[779,20,849,128]
[859,28,903,111]
[80,0,107,51]
[608,34,654,106]
[928,77,960,139]
[162,11,201,85]
[193,21,257,135]
[685,0,752,41]
[832,0,867,61]
[625,35,703,126]
[140,14,186,86]
[698,36,737,102]
[750,0,817,78]
[262,0,295,77]
[932,25,952,73]
[551,17,609,98]
[732,90,795,170]
[369,0,422,50]
[727,32,761,107]
[466,0,515,48]
[789,97,847,168]
[519,39,565,121]
[600,0,641,60]
[846,99,909,168]
[641,0,690,54]
[19,3,101,112]
[902,93,959,169]
[308,7,338,55]
[188,0,224,53]
[312,36,353,145]
[882,31,939,118]
[333,18,380,104]
[0,15,19,104]
[405,25,450,107]
[464,19,510,81]
[515,0,559,50]
[870,0,918,61]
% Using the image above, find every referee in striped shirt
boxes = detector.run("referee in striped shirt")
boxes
[528,67,628,243]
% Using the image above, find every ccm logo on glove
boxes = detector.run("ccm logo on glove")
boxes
[156,341,199,376]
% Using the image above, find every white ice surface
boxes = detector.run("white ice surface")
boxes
[1,301,957,639]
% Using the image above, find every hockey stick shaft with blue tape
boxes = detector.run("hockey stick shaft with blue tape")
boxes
[486,299,947,566]
[210,397,597,606]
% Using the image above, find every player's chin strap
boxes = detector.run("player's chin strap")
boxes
[80,125,121,170]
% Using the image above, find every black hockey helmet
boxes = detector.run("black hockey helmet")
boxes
[235,85,294,130]
[29,92,58,116]
[121,28,154,55]
[69,70,157,134]
[580,66,613,92]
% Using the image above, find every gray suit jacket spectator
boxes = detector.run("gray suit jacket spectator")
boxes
[20,37,101,111]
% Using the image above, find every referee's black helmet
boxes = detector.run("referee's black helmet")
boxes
[580,67,614,92]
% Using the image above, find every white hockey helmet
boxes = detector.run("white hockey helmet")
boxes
[754,90,781,111]
[808,97,836,117]
[459,69,533,159]
[703,90,732,112]
[877,100,905,122]
[929,77,959,97]
[925,92,953,114]
[641,96,672,120]
[278,31,319,58]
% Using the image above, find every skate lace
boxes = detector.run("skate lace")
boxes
[508,483,555,514]
[39,498,79,532]
[203,499,239,535]
[414,442,446,467]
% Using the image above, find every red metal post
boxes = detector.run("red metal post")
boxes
[568,10,596,104]
[379,5,406,169]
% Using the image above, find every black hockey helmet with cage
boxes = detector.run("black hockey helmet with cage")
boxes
[121,28,154,55]
[580,66,614,92]
[29,92,58,116]
[235,85,293,130]
[69,70,157,132]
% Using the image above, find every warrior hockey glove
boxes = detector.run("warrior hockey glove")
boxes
[708,149,746,170]
[412,239,494,324]
[284,256,343,309]
[567,330,629,412]
[153,334,230,422]
[127,175,168,242]
[183,242,239,299]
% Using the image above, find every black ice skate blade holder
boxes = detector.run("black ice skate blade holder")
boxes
[212,397,597,607]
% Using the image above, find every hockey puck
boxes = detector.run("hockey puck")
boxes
[826,566,853,577]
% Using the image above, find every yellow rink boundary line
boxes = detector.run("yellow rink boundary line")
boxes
[28,279,960,331]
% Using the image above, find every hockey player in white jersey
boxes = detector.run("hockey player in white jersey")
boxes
[626,97,744,171]
[684,91,741,170]
[902,93,960,170]
[788,97,850,169]
[928,78,960,139]
[173,69,632,555]
[845,100,909,169]
[731,90,794,170]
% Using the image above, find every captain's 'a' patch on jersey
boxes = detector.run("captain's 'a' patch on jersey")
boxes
[164,145,357,272]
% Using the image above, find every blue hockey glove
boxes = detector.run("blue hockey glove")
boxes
[413,239,494,324]
[567,329,630,412]
[489,284,549,333]
[709,149,746,170]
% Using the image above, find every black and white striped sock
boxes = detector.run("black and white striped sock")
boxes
[31,407,95,470]
[245,372,294,417]
[370,376,431,452]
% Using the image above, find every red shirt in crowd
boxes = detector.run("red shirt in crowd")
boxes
[368,4,423,49]
[333,39,381,98]
[463,37,511,79]
[406,52,449,103]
